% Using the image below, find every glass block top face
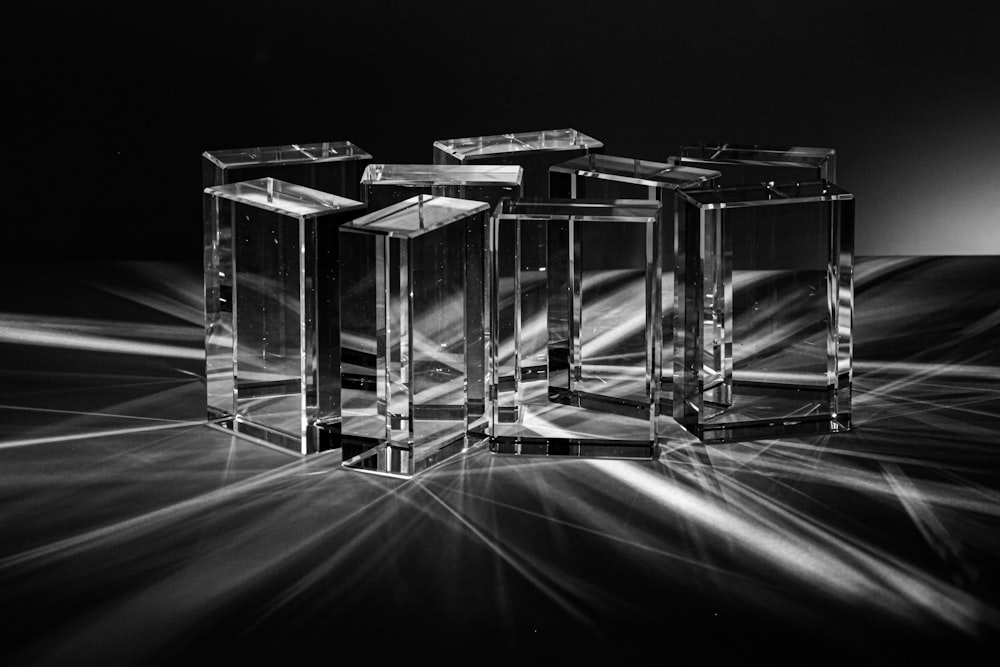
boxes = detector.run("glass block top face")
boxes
[551,154,720,189]
[361,164,523,187]
[205,178,365,218]
[343,195,490,237]
[433,129,603,161]
[677,181,852,209]
[679,144,835,169]
[498,198,659,220]
[203,141,372,170]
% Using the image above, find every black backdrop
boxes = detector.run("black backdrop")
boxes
[8,0,1000,260]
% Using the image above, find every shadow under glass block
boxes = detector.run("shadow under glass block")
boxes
[202,141,372,423]
[673,143,836,187]
[549,154,721,410]
[339,195,491,478]
[491,200,665,459]
[674,181,854,442]
[204,178,365,455]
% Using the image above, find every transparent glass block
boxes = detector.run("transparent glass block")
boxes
[361,163,523,211]
[490,200,664,459]
[674,181,854,442]
[434,129,603,380]
[673,143,836,186]
[549,154,721,409]
[202,141,372,422]
[203,178,366,455]
[339,195,491,477]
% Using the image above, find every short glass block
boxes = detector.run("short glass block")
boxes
[490,200,664,459]
[674,181,854,442]
[202,141,372,422]
[433,129,603,379]
[339,195,491,477]
[360,163,523,211]
[203,178,366,454]
[673,143,836,186]
[549,154,721,407]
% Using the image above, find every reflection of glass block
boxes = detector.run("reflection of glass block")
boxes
[202,141,372,422]
[361,163,523,211]
[339,195,491,477]
[434,129,603,378]
[673,143,836,186]
[491,200,664,459]
[203,178,366,454]
[674,181,854,442]
[549,154,720,408]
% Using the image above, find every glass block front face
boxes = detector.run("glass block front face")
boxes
[339,196,491,477]
[203,178,365,455]
[549,155,721,409]
[674,181,854,442]
[674,143,836,187]
[491,200,664,459]
[202,141,372,423]
[361,164,523,212]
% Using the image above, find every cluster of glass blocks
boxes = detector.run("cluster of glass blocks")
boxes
[202,133,854,475]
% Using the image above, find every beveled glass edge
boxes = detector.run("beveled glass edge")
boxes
[432,128,603,161]
[342,194,490,237]
[676,180,853,210]
[203,140,373,169]
[678,143,835,167]
[361,163,524,187]
[498,198,661,220]
[204,177,366,218]
[550,154,721,189]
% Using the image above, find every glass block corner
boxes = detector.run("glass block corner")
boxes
[338,195,492,477]
[203,178,366,455]
[674,143,836,186]
[361,163,523,211]
[674,181,854,443]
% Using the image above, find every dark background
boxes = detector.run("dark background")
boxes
[8,0,1000,260]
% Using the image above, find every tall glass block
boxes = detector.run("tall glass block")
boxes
[433,129,604,380]
[203,178,365,455]
[490,200,664,459]
[202,141,372,422]
[549,154,721,408]
[674,181,854,442]
[673,143,836,186]
[339,195,491,477]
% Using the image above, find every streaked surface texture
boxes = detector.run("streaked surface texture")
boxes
[0,257,997,665]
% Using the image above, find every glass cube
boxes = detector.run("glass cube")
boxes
[360,163,523,211]
[674,181,854,442]
[434,129,603,379]
[673,143,836,186]
[339,195,491,477]
[203,178,366,454]
[490,200,664,459]
[549,154,721,408]
[202,141,372,422]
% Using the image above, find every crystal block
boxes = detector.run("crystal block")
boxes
[202,141,372,422]
[549,154,721,408]
[673,143,836,186]
[339,195,491,477]
[360,163,523,211]
[203,178,366,454]
[490,200,664,459]
[434,129,603,379]
[674,181,854,442]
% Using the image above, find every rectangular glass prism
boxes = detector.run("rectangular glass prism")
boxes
[339,195,491,477]
[490,200,664,458]
[674,181,854,442]
[549,154,721,408]
[673,143,836,186]
[434,129,603,379]
[360,163,523,211]
[202,141,372,422]
[203,178,366,454]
